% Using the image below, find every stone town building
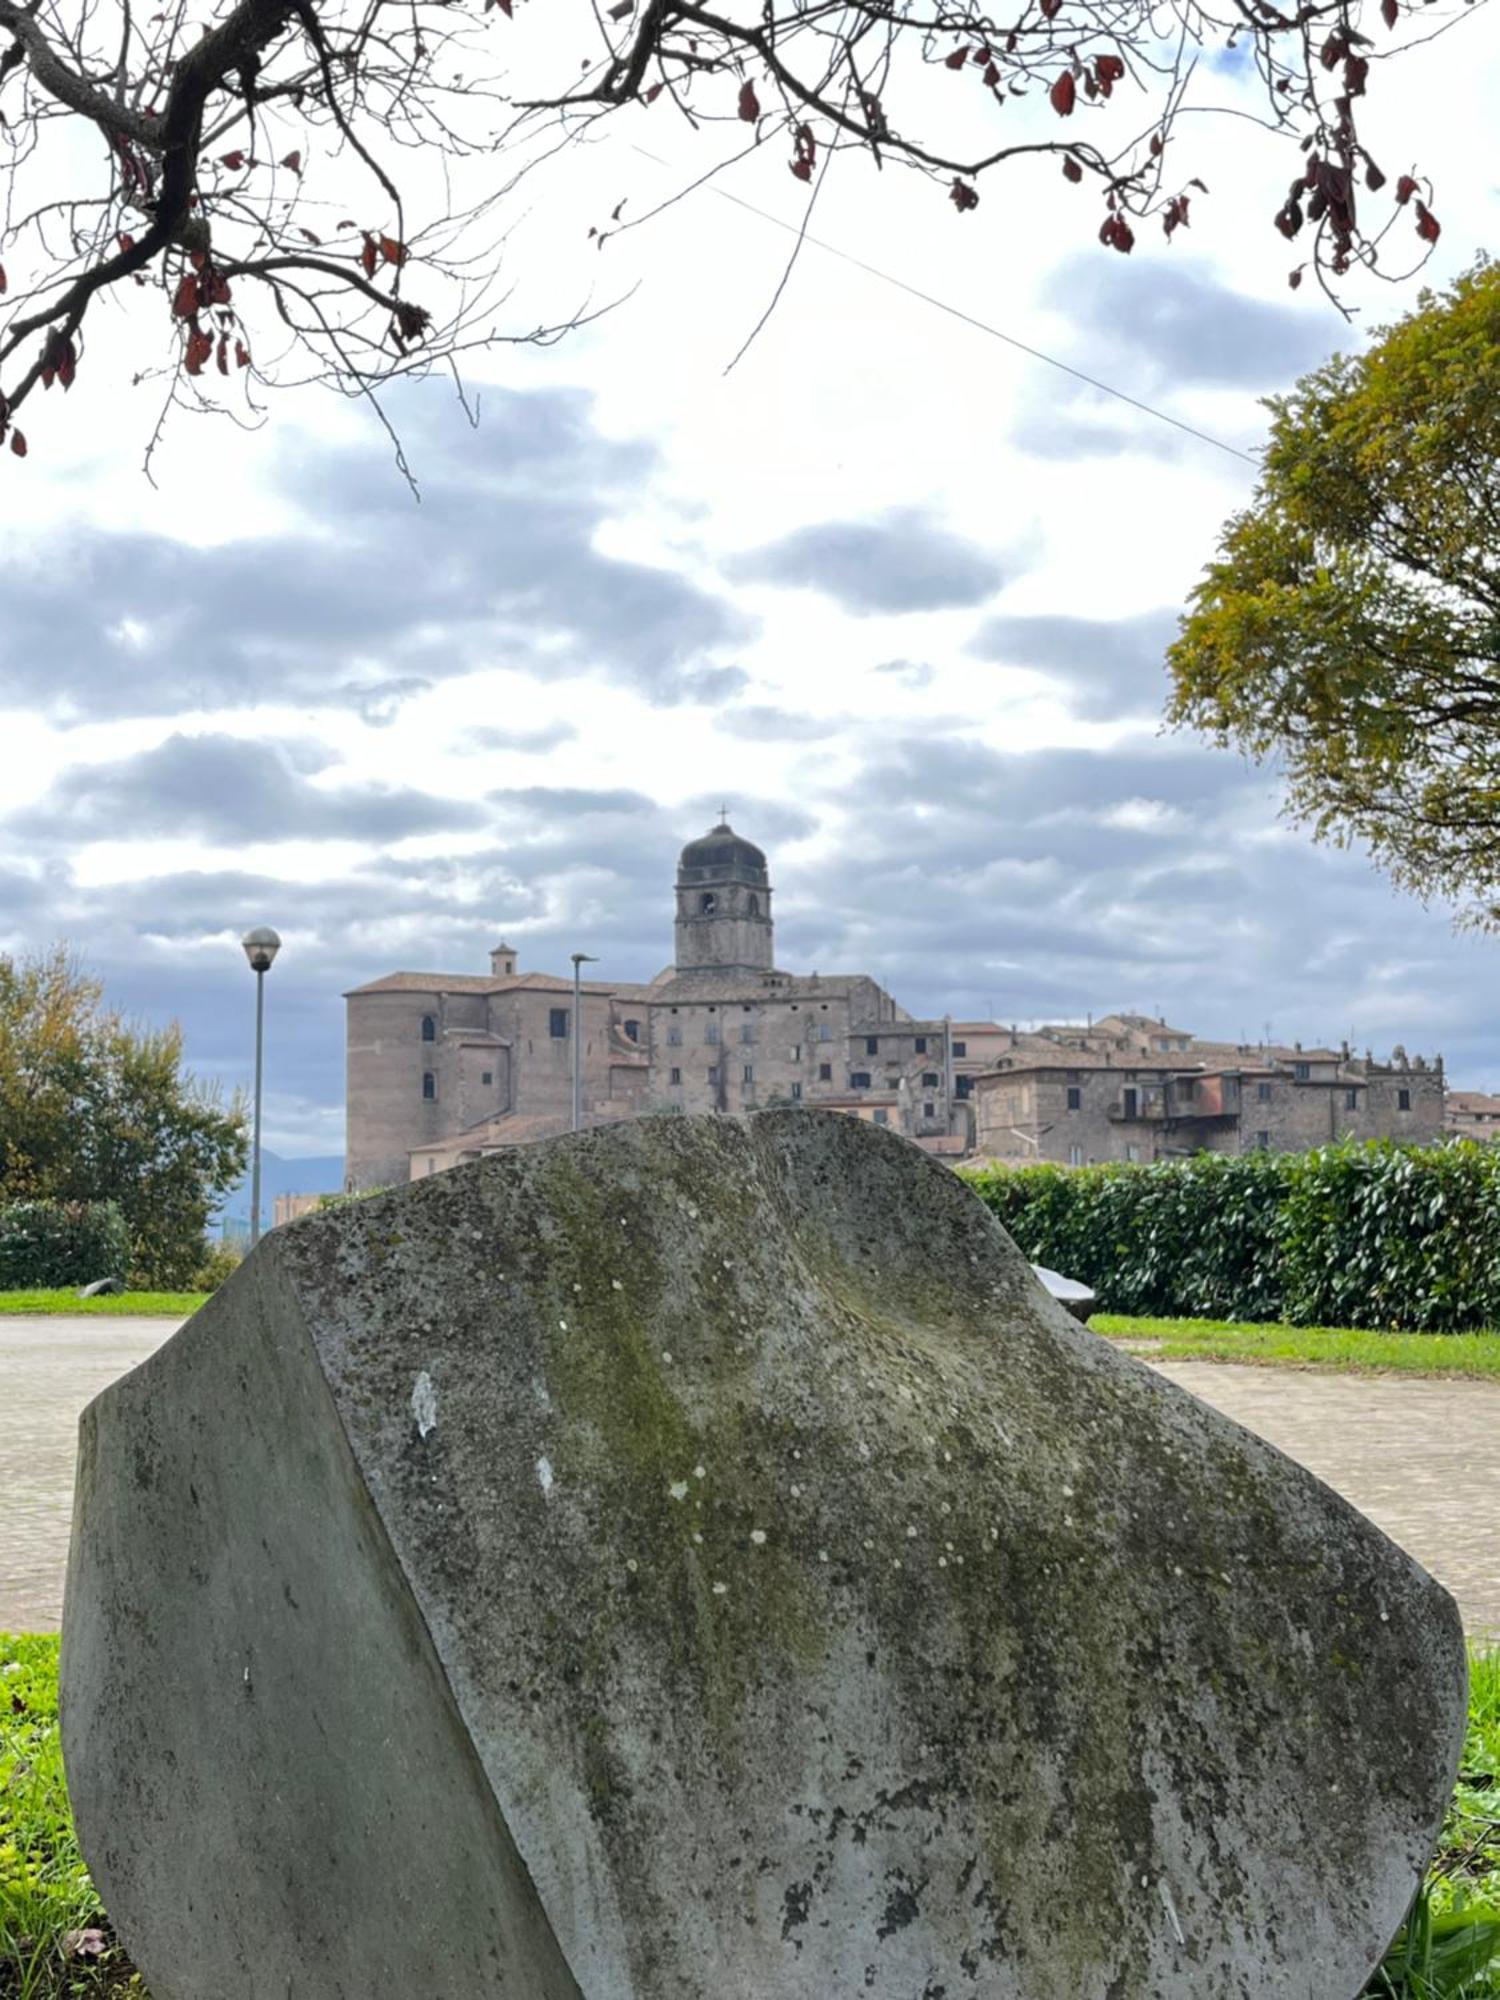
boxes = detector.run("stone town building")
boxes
[970,1017,1445,1167]
[344,826,1452,1188]
[344,821,961,1189]
[1446,1090,1500,1141]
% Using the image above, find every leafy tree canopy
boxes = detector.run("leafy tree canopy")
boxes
[1169,257,1500,927]
[0,947,248,1284]
[0,0,1475,461]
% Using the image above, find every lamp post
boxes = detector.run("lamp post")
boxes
[240,927,282,1246]
[570,951,597,1133]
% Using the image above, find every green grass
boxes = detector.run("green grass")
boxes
[3,1632,1497,1998]
[0,1293,205,1320]
[1096,1315,1500,1381]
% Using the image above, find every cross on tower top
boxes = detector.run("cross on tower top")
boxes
[717,800,731,825]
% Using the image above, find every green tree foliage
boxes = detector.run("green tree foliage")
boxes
[965,1139,1500,1333]
[0,948,247,1287]
[1169,260,1500,925]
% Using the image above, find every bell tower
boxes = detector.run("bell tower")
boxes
[674,818,774,975]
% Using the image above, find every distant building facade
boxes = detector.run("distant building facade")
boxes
[344,829,1454,1188]
[970,1015,1445,1166]
[1446,1091,1500,1142]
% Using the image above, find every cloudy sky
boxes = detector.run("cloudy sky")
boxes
[2,11,1498,1160]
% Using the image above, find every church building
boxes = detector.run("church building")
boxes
[343,820,961,1189]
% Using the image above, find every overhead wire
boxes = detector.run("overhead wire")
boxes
[628,141,1260,466]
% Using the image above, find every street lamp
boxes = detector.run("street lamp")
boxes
[570,951,597,1133]
[240,927,282,1246]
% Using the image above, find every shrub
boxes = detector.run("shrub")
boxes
[963,1140,1500,1332]
[0,1200,129,1289]
[188,1239,243,1293]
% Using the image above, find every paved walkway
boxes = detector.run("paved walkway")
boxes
[3,1322,1498,1640]
[1152,1360,1500,1642]
[2,1318,179,1632]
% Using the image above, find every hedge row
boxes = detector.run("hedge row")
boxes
[962,1140,1500,1332]
[0,1200,129,1289]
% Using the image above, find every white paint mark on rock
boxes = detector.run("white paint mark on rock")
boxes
[750,1528,767,1546]
[411,1371,439,1439]
[536,1456,555,1496]
[669,1481,690,1502]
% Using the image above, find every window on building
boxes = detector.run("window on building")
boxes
[955,1075,972,1100]
[670,1067,682,1085]
[1398,1088,1411,1111]
[915,1036,928,1055]
[952,1041,967,1058]
[851,1071,872,1089]
[790,1044,802,1062]
[623,1019,640,1043]
[1066,1086,1082,1111]
[817,1024,833,1042]
[866,1037,879,1055]
[1068,1144,1083,1167]
[705,1022,720,1044]
[791,1081,803,1100]
[748,894,760,916]
[743,1064,754,1083]
[874,1109,889,1125]
[422,1072,435,1100]
[481,1070,492,1087]
[549,1008,569,1039]
[1254,1130,1270,1150]
[1256,1081,1272,1102]
[667,1025,682,1047]
[1294,1061,1310,1080]
[740,1024,755,1044]
[923,1102,935,1120]
[1345,1088,1359,1111]
[1066,1070,1081,1084]
[1125,1143,1141,1163]
[707,1065,719,1084]
[1121,1087,1138,1119]
[922,1072,940,1088]
[700,891,717,915]
[421,1015,436,1042]
[818,1063,832,1082]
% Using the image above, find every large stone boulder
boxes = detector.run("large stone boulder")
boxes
[62,1110,1465,2000]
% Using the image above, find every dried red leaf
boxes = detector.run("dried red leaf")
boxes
[1381,0,1398,24]
[299,226,322,244]
[737,78,760,121]
[235,340,251,368]
[945,46,969,68]
[644,80,663,100]
[949,178,979,212]
[217,333,229,375]
[494,0,513,15]
[790,158,811,180]
[1365,160,1386,191]
[1395,173,1418,204]
[1039,0,1062,17]
[205,270,231,306]
[1344,54,1368,94]
[0,263,6,295]
[1049,70,1076,115]
[361,233,378,278]
[1094,52,1125,92]
[1098,212,1134,253]
[1415,200,1441,243]
[221,149,246,169]
[380,235,407,266]
[184,328,213,376]
[608,0,632,16]
[1150,131,1163,156]
[172,271,199,317]
[1062,155,1083,182]
[10,429,26,458]
[983,61,1000,86]
[117,231,136,253]
[1289,266,1304,289]
[281,149,302,173]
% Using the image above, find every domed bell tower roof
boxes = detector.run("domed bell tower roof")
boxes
[676,821,769,889]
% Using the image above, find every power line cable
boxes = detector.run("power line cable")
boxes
[629,142,1259,466]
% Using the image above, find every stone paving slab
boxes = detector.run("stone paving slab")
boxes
[3,1319,1497,1641]
[2,1318,180,1632]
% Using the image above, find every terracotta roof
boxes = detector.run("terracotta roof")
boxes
[344,970,651,999]
[972,1055,1189,1081]
[1448,1091,1500,1113]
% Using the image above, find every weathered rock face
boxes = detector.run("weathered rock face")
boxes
[63,1110,1465,2000]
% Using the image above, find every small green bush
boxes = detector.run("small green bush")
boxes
[964,1140,1500,1332]
[187,1240,242,1292]
[0,1202,129,1291]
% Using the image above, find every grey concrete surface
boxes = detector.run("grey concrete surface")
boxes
[62,1113,1465,2000]
[0,1316,178,1632]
